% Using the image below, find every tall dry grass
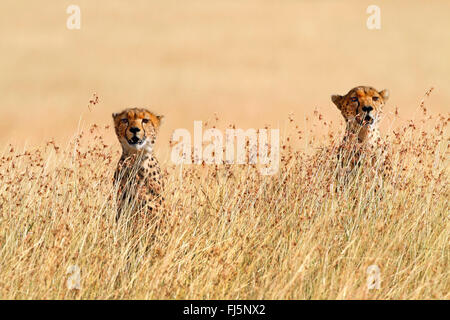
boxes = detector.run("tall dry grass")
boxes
[0,107,448,299]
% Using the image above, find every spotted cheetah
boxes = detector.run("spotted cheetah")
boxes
[112,108,164,220]
[331,86,390,173]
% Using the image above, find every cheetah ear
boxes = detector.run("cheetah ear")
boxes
[150,114,164,128]
[331,95,343,110]
[379,89,389,101]
[112,113,118,119]
[156,115,164,126]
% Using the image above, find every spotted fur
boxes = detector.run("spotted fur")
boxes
[112,108,164,220]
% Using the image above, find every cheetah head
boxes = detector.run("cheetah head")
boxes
[112,108,163,153]
[332,86,389,128]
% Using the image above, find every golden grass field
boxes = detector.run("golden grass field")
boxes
[0,0,449,299]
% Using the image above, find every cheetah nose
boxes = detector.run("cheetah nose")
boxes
[129,127,141,133]
[362,106,373,113]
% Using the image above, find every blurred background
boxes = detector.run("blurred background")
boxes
[0,0,449,153]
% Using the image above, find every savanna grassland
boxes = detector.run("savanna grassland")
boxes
[0,0,449,299]
[0,107,448,299]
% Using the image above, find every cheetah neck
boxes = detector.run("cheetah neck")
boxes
[120,145,158,169]
[344,120,381,146]
[121,149,155,162]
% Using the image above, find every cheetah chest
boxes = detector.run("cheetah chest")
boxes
[116,154,163,205]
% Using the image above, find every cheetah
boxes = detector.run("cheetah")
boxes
[331,86,391,175]
[112,108,164,220]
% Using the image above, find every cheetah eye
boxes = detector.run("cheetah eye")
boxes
[351,97,358,102]
[120,118,128,124]
[372,96,379,101]
[142,119,149,124]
